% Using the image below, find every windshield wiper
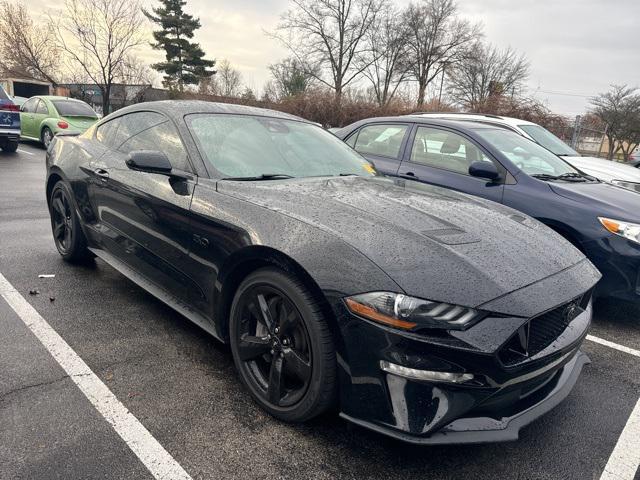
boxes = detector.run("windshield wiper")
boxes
[531,173,560,180]
[531,172,588,182]
[221,173,296,181]
[557,172,588,182]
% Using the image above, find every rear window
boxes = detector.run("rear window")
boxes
[52,100,97,117]
[0,85,8,100]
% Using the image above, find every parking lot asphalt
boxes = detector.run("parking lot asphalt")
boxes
[1,144,639,480]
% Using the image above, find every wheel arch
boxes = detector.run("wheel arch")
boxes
[46,170,64,208]
[539,219,586,254]
[213,245,336,343]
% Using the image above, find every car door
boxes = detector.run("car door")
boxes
[89,111,199,302]
[347,123,410,175]
[33,98,49,138]
[397,125,506,203]
[20,98,37,138]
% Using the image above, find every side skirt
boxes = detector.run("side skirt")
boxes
[89,247,224,342]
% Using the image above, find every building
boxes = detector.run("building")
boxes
[60,83,154,115]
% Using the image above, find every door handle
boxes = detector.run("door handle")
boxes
[401,171,418,179]
[94,168,109,181]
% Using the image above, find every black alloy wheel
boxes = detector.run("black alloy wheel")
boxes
[230,268,336,422]
[49,182,91,262]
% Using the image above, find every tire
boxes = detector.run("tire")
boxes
[3,140,18,152]
[41,127,53,149]
[49,181,92,262]
[229,267,337,422]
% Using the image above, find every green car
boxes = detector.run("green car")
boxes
[20,96,99,148]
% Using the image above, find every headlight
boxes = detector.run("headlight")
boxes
[344,292,483,331]
[599,217,640,244]
[610,180,640,193]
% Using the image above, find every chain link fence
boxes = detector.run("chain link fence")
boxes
[553,116,626,161]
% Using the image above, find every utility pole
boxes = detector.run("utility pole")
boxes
[571,115,582,150]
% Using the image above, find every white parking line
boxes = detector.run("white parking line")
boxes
[587,335,640,358]
[600,397,640,480]
[16,148,34,155]
[0,273,193,480]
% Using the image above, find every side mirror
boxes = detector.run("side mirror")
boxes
[126,150,172,173]
[469,161,500,181]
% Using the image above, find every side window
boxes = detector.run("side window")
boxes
[35,100,48,114]
[354,124,408,159]
[22,98,37,113]
[345,132,358,148]
[95,111,166,150]
[409,127,494,176]
[96,118,122,148]
[118,121,190,172]
[117,112,166,141]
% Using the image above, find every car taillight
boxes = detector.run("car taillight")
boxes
[1,103,19,111]
[57,121,69,129]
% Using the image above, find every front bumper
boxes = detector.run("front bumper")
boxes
[332,292,593,444]
[582,234,640,302]
[341,351,589,444]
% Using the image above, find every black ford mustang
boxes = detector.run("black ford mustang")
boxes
[46,101,600,444]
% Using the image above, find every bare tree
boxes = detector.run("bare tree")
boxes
[404,0,481,107]
[447,41,529,111]
[116,55,156,105]
[216,59,242,97]
[269,57,316,99]
[359,6,410,106]
[0,1,59,83]
[272,0,386,102]
[51,0,146,114]
[591,85,640,160]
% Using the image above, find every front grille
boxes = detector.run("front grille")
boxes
[499,294,588,366]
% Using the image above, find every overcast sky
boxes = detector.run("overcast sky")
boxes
[40,0,640,116]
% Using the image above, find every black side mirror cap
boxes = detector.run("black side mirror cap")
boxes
[468,160,500,181]
[126,150,172,173]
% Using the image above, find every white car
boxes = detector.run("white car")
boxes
[409,113,640,193]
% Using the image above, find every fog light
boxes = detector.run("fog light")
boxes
[380,360,474,384]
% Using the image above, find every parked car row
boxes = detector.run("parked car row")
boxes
[335,115,640,304]
[46,100,613,447]
[0,90,99,150]
[403,113,640,193]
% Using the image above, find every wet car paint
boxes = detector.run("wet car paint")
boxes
[336,117,640,303]
[46,101,601,443]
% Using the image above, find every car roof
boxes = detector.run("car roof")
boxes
[342,115,503,134]
[111,100,308,123]
[407,112,538,127]
[34,96,83,101]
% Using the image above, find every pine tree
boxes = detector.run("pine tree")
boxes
[144,0,215,90]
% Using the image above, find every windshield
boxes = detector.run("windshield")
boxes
[518,124,578,156]
[187,114,376,179]
[477,128,581,177]
[52,100,97,117]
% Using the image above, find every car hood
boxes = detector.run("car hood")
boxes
[562,155,640,185]
[549,181,640,220]
[218,176,593,312]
